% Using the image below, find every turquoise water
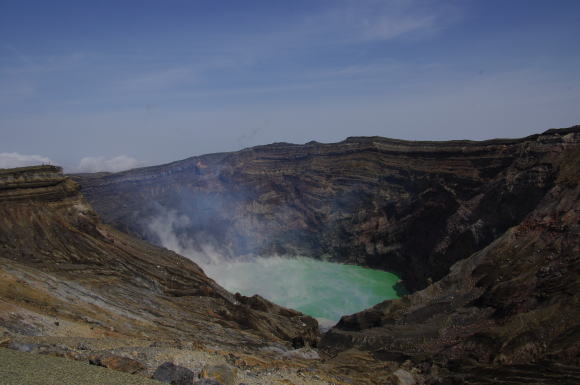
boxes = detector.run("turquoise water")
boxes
[202,257,403,324]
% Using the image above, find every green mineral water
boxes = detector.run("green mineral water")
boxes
[202,256,404,326]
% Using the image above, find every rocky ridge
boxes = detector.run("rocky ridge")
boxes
[77,126,579,292]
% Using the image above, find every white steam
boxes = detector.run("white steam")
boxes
[147,209,228,265]
[147,210,401,323]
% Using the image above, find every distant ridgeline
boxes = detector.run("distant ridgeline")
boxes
[74,125,580,292]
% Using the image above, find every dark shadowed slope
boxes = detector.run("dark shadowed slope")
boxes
[319,133,580,383]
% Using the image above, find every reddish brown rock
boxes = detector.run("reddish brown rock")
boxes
[89,354,145,374]
[200,364,237,385]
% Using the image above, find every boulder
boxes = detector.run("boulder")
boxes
[393,369,416,385]
[100,355,145,374]
[153,362,196,385]
[88,354,145,374]
[200,364,237,385]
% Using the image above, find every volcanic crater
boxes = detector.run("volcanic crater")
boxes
[1,125,579,384]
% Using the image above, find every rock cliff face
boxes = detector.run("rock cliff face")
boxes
[320,144,580,382]
[0,166,318,349]
[72,126,580,382]
[76,126,579,292]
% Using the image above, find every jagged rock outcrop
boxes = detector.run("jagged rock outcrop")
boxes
[0,165,318,349]
[76,126,579,292]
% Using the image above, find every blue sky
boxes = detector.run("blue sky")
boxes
[1,0,579,171]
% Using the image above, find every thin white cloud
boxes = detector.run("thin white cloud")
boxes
[346,0,437,41]
[2,43,34,66]
[363,14,435,40]
[117,67,197,93]
[77,155,140,173]
[297,0,458,44]
[0,152,54,169]
[319,61,401,79]
[0,48,89,76]
[0,80,37,102]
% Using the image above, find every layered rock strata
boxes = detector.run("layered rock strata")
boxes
[76,126,580,292]
[0,166,424,384]
[319,129,580,382]
[73,126,580,382]
[0,166,318,349]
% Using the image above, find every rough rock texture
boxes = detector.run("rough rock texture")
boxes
[75,126,579,291]
[72,126,580,383]
[319,130,580,382]
[200,363,237,385]
[0,166,318,350]
[2,126,579,384]
[89,354,146,374]
[152,362,196,385]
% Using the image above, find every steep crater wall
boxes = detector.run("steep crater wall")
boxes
[320,136,580,381]
[75,126,580,292]
[0,165,319,349]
